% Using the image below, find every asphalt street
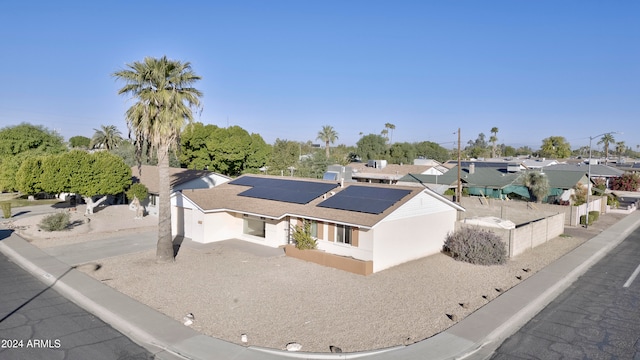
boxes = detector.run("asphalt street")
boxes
[491,226,640,359]
[0,251,154,360]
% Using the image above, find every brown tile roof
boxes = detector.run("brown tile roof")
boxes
[131,165,228,195]
[180,174,424,228]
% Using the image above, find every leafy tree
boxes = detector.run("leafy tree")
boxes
[298,150,331,179]
[539,136,571,159]
[490,127,499,158]
[329,144,357,165]
[414,141,450,163]
[69,135,91,149]
[0,123,65,156]
[113,55,202,263]
[501,145,517,157]
[610,173,640,191]
[39,151,132,214]
[597,133,615,163]
[15,156,44,195]
[515,146,533,156]
[388,142,416,164]
[465,133,489,159]
[356,134,387,161]
[180,123,270,175]
[522,171,550,203]
[91,125,123,150]
[268,139,299,175]
[316,125,338,158]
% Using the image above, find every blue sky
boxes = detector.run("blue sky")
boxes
[1,1,638,151]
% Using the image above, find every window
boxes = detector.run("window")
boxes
[310,220,318,238]
[336,224,352,245]
[243,218,265,238]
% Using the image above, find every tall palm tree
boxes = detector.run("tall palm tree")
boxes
[616,141,626,162]
[316,125,338,158]
[597,133,615,164]
[90,125,123,150]
[490,127,499,158]
[384,122,396,144]
[113,56,202,263]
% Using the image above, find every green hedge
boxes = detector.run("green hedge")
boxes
[1,202,11,219]
[580,211,600,226]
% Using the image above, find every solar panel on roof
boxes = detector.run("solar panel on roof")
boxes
[317,185,411,214]
[229,176,339,204]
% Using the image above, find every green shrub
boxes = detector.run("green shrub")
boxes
[1,202,11,219]
[607,195,619,208]
[443,227,507,265]
[579,211,600,226]
[292,220,317,250]
[127,183,149,203]
[39,212,71,232]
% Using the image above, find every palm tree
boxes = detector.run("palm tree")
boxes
[597,133,615,164]
[616,141,626,163]
[90,125,123,150]
[522,171,549,203]
[384,122,396,144]
[490,127,499,158]
[113,56,202,263]
[316,125,338,158]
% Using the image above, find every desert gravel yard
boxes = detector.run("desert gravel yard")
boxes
[8,204,625,353]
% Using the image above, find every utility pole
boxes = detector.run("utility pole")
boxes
[457,128,462,204]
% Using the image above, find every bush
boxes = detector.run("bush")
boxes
[443,227,507,265]
[39,212,70,232]
[292,220,317,250]
[1,202,11,219]
[127,183,149,203]
[607,195,619,208]
[579,211,600,226]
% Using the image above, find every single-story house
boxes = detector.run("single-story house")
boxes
[346,159,446,184]
[545,163,624,189]
[171,174,465,274]
[131,165,231,216]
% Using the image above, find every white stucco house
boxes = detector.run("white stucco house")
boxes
[131,165,231,216]
[171,174,464,274]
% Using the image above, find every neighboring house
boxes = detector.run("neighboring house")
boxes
[399,165,589,203]
[521,158,559,169]
[347,160,445,184]
[171,174,464,274]
[131,165,231,216]
[545,163,624,189]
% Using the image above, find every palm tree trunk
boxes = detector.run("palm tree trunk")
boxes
[325,140,330,158]
[156,142,174,262]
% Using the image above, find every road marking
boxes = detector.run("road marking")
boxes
[623,263,640,288]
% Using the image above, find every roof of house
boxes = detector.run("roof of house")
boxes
[179,174,463,228]
[400,166,588,191]
[544,163,624,177]
[131,165,231,194]
[347,162,433,181]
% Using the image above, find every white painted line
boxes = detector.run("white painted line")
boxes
[623,263,640,288]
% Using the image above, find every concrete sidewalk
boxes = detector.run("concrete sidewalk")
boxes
[1,211,639,360]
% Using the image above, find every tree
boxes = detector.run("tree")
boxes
[522,171,550,203]
[0,123,65,156]
[91,125,123,150]
[38,151,132,213]
[610,173,640,191]
[15,156,45,196]
[356,134,387,161]
[413,141,450,163]
[539,136,571,159]
[597,133,615,164]
[69,135,91,149]
[615,141,626,162]
[316,125,338,158]
[384,123,396,144]
[490,127,499,158]
[388,142,416,165]
[113,55,203,263]
[465,133,489,159]
[268,139,299,175]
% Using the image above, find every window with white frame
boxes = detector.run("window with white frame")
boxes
[310,220,318,238]
[336,224,352,245]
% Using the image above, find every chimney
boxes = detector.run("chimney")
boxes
[469,163,475,174]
